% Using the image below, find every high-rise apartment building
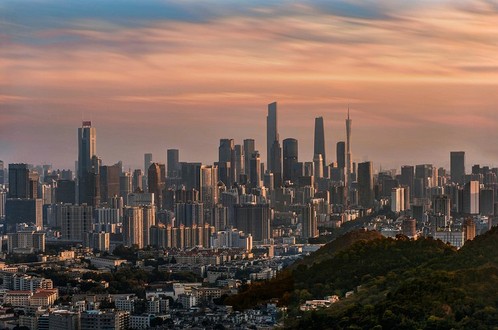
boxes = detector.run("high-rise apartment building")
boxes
[123,206,144,248]
[60,204,93,241]
[8,164,30,198]
[233,203,271,242]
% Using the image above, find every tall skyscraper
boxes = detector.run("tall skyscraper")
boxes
[358,161,374,208]
[345,109,353,205]
[167,149,180,178]
[233,144,244,183]
[143,153,153,191]
[270,139,282,187]
[8,164,30,199]
[123,206,144,248]
[148,163,162,208]
[314,117,326,171]
[99,164,120,204]
[78,121,98,206]
[249,151,261,189]
[450,151,465,185]
[132,169,143,192]
[336,141,346,170]
[266,102,278,171]
[60,204,93,241]
[283,138,298,183]
[219,139,235,185]
[243,139,255,176]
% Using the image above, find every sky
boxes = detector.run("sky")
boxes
[1,0,498,172]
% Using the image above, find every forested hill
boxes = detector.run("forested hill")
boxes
[225,227,498,329]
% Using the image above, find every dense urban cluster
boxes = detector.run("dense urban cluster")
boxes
[0,102,496,329]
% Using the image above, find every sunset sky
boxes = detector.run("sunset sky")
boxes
[1,0,498,172]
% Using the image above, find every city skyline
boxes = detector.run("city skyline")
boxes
[2,1,498,170]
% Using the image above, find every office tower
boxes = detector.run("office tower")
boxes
[243,139,255,176]
[144,153,153,175]
[132,169,143,192]
[99,164,120,204]
[55,180,76,204]
[249,151,261,189]
[283,138,298,183]
[48,311,80,330]
[270,139,282,187]
[450,151,465,185]
[233,144,244,183]
[119,171,132,198]
[400,165,414,195]
[345,109,352,204]
[314,117,326,172]
[233,203,271,242]
[60,204,93,241]
[300,204,318,239]
[219,139,234,163]
[181,162,202,191]
[336,141,346,170]
[391,187,405,213]
[358,161,374,208]
[463,181,480,215]
[167,149,180,178]
[8,164,30,198]
[263,172,274,191]
[123,206,144,248]
[148,163,162,208]
[5,199,43,231]
[313,154,324,179]
[78,121,98,205]
[219,139,235,185]
[480,188,494,216]
[267,102,278,171]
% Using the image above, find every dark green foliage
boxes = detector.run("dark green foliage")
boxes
[229,227,498,329]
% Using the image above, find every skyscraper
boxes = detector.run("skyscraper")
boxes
[167,149,180,178]
[219,139,235,185]
[336,141,346,170]
[249,151,261,189]
[314,117,326,172]
[233,144,244,183]
[283,138,298,183]
[270,139,282,187]
[345,109,353,205]
[450,151,465,185]
[243,139,255,176]
[358,161,374,208]
[266,102,278,171]
[148,163,162,208]
[143,153,153,191]
[78,121,98,205]
[8,164,30,199]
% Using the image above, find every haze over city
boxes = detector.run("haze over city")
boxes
[2,0,498,170]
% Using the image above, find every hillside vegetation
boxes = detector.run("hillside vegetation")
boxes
[225,227,498,329]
